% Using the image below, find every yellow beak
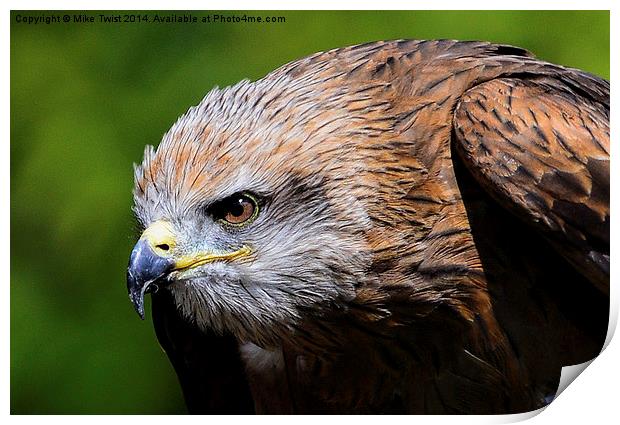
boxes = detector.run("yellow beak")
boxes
[141,220,252,270]
[127,220,252,319]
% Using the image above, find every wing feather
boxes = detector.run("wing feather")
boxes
[453,75,609,294]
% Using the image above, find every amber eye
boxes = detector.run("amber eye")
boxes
[212,193,259,226]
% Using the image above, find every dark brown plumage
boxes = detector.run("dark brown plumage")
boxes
[128,40,609,414]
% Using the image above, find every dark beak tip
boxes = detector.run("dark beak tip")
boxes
[128,282,146,320]
[126,239,173,320]
[132,296,146,320]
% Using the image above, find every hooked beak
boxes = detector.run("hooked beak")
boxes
[126,220,253,320]
[126,238,174,319]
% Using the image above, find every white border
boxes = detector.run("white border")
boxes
[1,0,617,10]
[5,1,616,423]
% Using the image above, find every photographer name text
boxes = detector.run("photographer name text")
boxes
[14,13,286,25]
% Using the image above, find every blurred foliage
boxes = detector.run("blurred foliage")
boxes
[10,10,609,414]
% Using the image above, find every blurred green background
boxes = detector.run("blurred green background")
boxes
[10,10,609,414]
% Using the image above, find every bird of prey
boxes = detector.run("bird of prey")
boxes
[127,40,609,414]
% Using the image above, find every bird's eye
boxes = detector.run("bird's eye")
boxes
[212,193,259,227]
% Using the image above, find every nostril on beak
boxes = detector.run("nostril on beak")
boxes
[141,221,176,254]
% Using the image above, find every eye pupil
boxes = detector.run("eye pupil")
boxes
[229,199,245,217]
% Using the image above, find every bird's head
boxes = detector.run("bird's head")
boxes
[126,67,403,346]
